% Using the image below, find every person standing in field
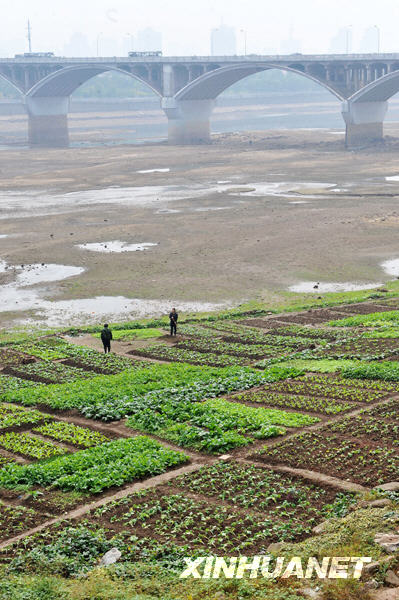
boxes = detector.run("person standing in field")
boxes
[169,308,178,336]
[101,323,112,353]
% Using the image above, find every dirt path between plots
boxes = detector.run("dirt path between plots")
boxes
[237,458,368,493]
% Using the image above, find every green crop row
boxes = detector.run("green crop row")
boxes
[0,436,188,493]
[0,432,67,460]
[203,321,320,348]
[0,404,48,429]
[176,337,285,359]
[80,366,303,422]
[170,462,353,522]
[3,364,297,414]
[125,394,317,453]
[329,310,399,328]
[13,337,137,374]
[132,344,249,367]
[0,374,42,396]
[33,421,110,448]
[7,361,98,384]
[342,362,399,382]
[231,389,353,414]
[257,431,399,486]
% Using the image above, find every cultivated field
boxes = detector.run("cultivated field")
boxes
[0,293,398,599]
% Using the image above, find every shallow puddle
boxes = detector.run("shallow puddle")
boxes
[0,181,341,220]
[25,296,227,328]
[194,206,232,212]
[136,168,170,174]
[16,264,84,286]
[77,241,157,253]
[223,182,336,199]
[0,263,85,313]
[289,281,381,293]
[0,258,226,327]
[381,258,399,277]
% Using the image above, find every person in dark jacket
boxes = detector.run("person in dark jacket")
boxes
[101,323,112,353]
[169,308,178,336]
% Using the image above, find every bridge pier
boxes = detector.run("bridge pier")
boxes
[25,97,70,148]
[162,98,215,144]
[342,100,388,148]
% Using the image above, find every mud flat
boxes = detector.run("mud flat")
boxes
[1,127,399,326]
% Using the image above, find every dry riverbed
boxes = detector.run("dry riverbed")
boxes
[1,127,399,327]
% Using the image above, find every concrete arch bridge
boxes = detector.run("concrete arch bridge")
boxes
[1,53,399,147]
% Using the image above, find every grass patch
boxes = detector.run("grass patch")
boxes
[92,328,165,341]
[274,359,360,373]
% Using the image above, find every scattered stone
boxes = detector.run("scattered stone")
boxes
[98,548,121,566]
[218,454,232,460]
[365,557,395,575]
[366,562,383,574]
[299,588,322,599]
[385,570,399,587]
[364,580,380,590]
[375,533,399,553]
[375,483,399,492]
[312,520,330,534]
[370,589,399,600]
[369,499,392,508]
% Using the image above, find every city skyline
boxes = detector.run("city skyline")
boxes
[0,0,397,57]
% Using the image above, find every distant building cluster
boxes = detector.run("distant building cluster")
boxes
[55,23,382,58]
[210,25,237,56]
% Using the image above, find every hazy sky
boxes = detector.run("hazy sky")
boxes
[2,0,399,56]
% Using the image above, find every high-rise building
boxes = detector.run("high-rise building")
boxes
[63,33,91,57]
[135,28,162,52]
[211,25,236,56]
[330,27,352,54]
[358,27,380,53]
[280,27,301,54]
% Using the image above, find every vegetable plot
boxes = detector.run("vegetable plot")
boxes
[6,361,98,384]
[0,436,188,493]
[0,432,67,460]
[0,404,48,430]
[131,344,250,367]
[33,421,110,448]
[230,389,354,414]
[126,395,317,453]
[90,463,353,554]
[256,431,399,486]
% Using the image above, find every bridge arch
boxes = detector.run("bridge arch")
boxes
[0,72,24,95]
[25,65,162,147]
[26,64,162,98]
[174,63,345,102]
[349,69,399,103]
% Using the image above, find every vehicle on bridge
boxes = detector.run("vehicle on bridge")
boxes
[128,51,162,57]
[14,52,55,58]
